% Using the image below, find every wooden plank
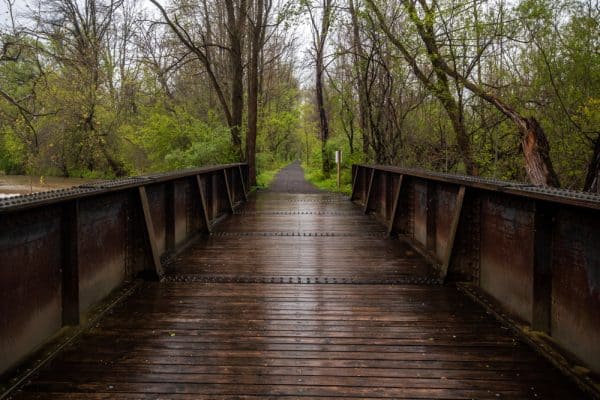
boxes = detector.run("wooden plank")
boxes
[61,200,80,326]
[363,168,375,214]
[16,282,586,399]
[223,169,235,213]
[387,174,404,237]
[138,186,164,279]
[440,186,466,281]
[238,165,248,201]
[195,175,212,234]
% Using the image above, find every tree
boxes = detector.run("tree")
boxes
[305,0,335,175]
[246,0,271,185]
[32,0,128,176]
[366,0,561,186]
[347,0,370,157]
[362,0,478,174]
[149,0,246,157]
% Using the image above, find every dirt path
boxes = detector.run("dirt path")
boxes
[266,160,323,193]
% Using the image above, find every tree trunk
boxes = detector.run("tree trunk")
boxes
[316,55,331,174]
[519,117,560,187]
[441,92,478,175]
[226,0,247,159]
[246,0,264,187]
[348,0,370,158]
[306,0,333,175]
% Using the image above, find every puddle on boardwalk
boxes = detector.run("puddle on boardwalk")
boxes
[0,175,96,197]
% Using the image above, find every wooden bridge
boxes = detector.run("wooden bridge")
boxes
[0,162,599,399]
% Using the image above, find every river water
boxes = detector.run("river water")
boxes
[0,175,96,198]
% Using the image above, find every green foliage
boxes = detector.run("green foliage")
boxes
[303,163,352,194]
[302,134,360,195]
[513,0,600,188]
[0,127,27,174]
[121,106,237,173]
[256,167,280,189]
[0,0,597,192]
[254,153,288,189]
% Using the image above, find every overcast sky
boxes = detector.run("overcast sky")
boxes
[0,0,315,87]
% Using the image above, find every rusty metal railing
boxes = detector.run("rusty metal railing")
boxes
[0,163,248,376]
[351,164,600,384]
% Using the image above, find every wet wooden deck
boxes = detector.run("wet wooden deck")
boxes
[13,163,588,399]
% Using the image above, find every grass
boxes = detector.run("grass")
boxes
[302,163,352,195]
[255,162,287,189]
[254,161,353,195]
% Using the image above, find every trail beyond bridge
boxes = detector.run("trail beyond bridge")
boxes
[1,162,598,399]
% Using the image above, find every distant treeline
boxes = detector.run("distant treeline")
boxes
[0,0,598,191]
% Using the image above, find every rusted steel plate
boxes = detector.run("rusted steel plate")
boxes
[173,179,189,246]
[0,208,62,374]
[146,184,167,255]
[413,180,428,247]
[446,191,478,282]
[396,176,414,236]
[210,173,220,220]
[373,171,387,220]
[352,164,599,386]
[77,193,129,312]
[360,166,368,203]
[385,173,394,221]
[479,193,535,323]
[551,208,600,373]
[434,184,459,262]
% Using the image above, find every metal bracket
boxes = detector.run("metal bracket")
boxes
[440,185,466,282]
[138,186,164,280]
[364,168,375,214]
[387,174,404,237]
[195,175,212,234]
[223,169,235,213]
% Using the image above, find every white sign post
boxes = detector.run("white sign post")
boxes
[335,150,341,191]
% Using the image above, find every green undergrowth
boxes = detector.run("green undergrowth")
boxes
[302,163,352,195]
[255,168,279,189]
[255,160,287,189]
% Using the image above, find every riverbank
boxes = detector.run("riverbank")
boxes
[0,175,95,197]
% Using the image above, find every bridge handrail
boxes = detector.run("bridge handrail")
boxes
[0,163,248,377]
[352,163,600,383]
[353,164,600,210]
[0,163,247,213]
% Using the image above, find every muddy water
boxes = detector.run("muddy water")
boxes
[0,175,96,198]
